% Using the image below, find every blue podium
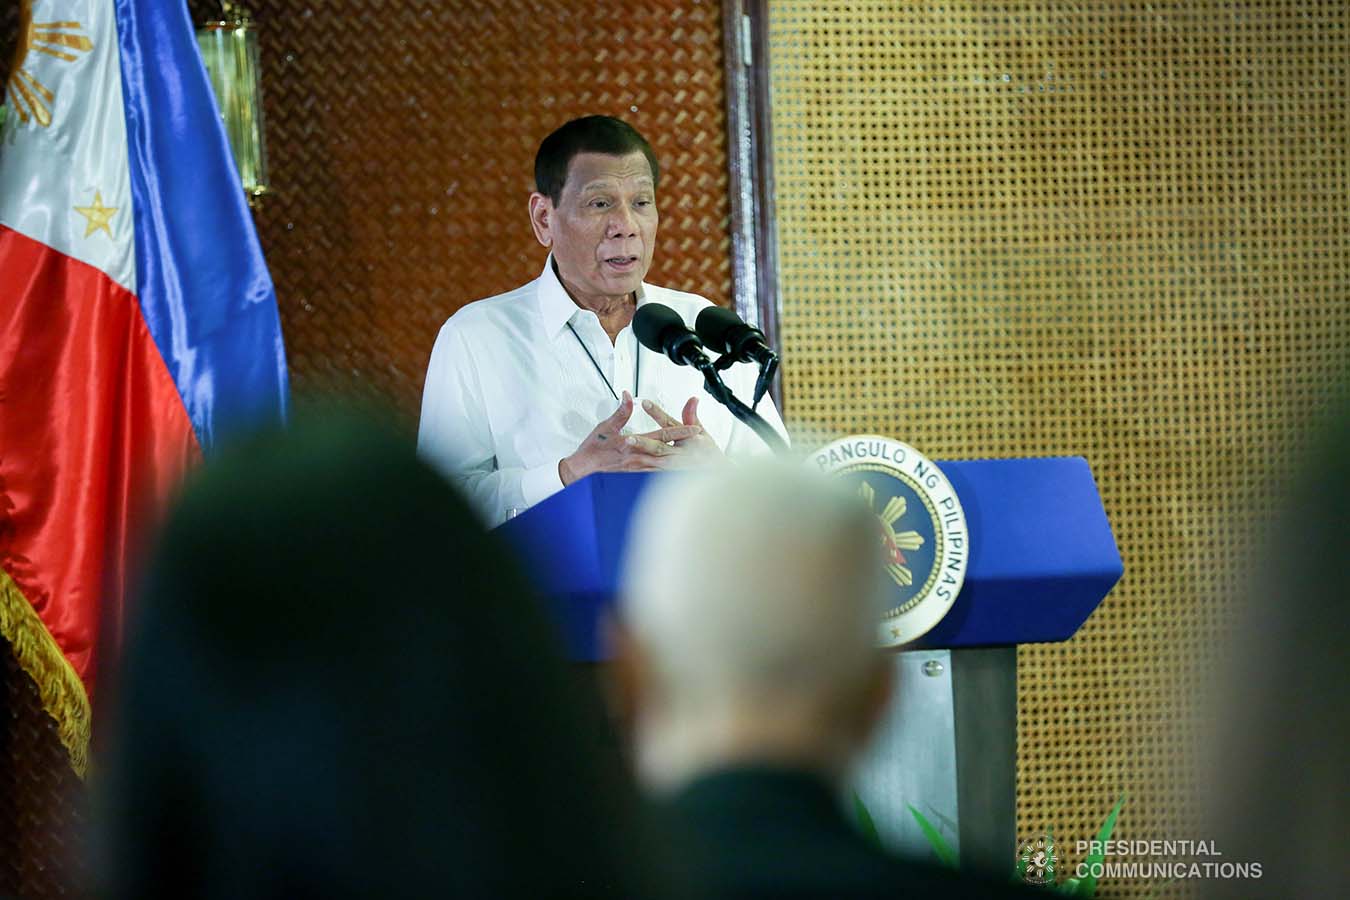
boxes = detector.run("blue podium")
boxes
[497,459,1122,873]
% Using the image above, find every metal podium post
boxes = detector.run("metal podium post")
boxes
[851,646,1017,877]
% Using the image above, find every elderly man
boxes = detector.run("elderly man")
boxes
[418,116,785,525]
[618,464,1031,900]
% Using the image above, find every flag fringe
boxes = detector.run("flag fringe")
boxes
[0,569,91,777]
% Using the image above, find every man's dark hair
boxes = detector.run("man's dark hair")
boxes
[534,115,660,205]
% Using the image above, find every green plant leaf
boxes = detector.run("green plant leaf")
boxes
[1076,793,1127,898]
[1010,831,1036,884]
[907,804,958,869]
[852,791,883,850]
[1011,846,1029,883]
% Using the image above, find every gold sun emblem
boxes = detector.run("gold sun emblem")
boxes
[858,481,925,588]
[6,1,94,128]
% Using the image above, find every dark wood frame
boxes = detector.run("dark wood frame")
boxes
[721,0,782,411]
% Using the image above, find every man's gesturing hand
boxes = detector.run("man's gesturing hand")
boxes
[640,397,725,466]
[559,391,706,486]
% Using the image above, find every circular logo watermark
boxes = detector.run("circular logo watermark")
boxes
[811,436,969,647]
[1019,834,1059,886]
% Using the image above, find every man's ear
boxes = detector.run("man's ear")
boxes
[528,192,553,248]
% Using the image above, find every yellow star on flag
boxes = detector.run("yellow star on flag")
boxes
[74,191,118,238]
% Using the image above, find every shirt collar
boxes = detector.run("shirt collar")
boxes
[536,254,579,338]
[536,254,650,339]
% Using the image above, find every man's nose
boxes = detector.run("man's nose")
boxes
[607,205,638,238]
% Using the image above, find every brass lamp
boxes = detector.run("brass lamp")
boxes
[196,2,269,204]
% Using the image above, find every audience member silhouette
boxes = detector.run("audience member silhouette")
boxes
[1203,387,1348,899]
[99,409,680,899]
[618,463,1035,900]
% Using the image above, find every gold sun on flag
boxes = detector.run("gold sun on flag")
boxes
[74,191,118,238]
[7,1,94,128]
[859,481,926,588]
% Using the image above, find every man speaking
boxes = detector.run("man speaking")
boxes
[418,116,785,525]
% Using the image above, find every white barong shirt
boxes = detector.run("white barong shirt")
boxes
[418,257,786,526]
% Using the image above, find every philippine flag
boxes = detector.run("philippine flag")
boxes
[0,0,288,774]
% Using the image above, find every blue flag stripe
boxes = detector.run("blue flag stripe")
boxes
[113,0,288,450]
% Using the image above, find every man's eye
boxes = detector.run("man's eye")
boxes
[635,199,653,208]
[590,199,611,209]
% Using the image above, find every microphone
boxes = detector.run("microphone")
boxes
[695,306,779,410]
[632,303,788,454]
[695,306,776,368]
[633,303,709,369]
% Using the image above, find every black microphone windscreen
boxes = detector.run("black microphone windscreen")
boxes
[632,303,687,353]
[695,306,746,354]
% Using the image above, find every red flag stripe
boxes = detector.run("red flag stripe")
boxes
[0,224,201,713]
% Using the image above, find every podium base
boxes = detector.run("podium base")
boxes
[850,647,1016,876]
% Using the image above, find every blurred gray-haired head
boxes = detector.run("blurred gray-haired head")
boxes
[619,462,892,789]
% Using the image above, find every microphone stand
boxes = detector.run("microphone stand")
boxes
[691,356,788,454]
[711,346,779,413]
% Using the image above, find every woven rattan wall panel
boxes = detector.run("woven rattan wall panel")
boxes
[0,651,88,898]
[186,0,733,418]
[768,2,1348,896]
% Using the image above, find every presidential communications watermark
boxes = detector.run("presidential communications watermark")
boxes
[1069,839,1263,882]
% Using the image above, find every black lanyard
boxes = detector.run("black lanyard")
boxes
[566,320,639,403]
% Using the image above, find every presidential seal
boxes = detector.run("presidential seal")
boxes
[811,436,969,647]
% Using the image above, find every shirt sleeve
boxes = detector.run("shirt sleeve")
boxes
[417,319,564,527]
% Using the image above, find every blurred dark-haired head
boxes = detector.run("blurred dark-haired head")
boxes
[100,407,670,899]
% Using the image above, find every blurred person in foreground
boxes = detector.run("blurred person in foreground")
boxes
[617,463,1034,900]
[99,409,680,900]
[1203,387,1348,900]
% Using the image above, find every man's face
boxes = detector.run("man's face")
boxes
[529,151,659,306]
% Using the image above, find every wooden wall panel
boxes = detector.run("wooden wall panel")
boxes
[190,0,734,418]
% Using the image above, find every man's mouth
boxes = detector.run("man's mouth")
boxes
[604,255,640,268]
